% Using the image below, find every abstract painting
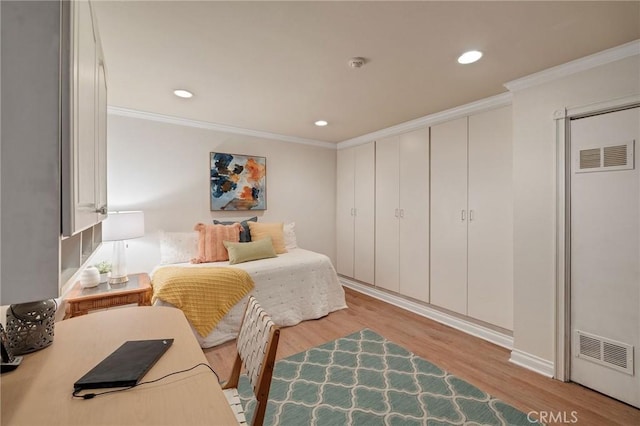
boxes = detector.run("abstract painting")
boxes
[210,152,266,211]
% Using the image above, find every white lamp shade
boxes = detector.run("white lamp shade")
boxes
[102,211,145,241]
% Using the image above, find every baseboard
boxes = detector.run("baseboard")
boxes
[340,277,514,350]
[509,349,555,378]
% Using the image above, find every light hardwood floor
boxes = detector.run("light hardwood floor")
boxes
[204,288,640,425]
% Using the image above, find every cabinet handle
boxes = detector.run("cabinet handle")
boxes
[96,206,108,215]
[469,209,474,222]
[395,208,399,218]
[350,208,354,216]
[353,208,357,217]
[461,210,466,221]
[399,209,404,218]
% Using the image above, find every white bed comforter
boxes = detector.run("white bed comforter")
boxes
[151,248,347,348]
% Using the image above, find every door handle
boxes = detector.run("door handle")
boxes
[399,209,404,218]
[461,210,466,221]
[469,209,474,222]
[395,208,399,218]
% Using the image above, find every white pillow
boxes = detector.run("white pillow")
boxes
[283,222,297,250]
[159,231,199,264]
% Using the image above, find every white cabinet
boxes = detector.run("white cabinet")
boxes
[336,147,356,276]
[430,117,469,314]
[96,62,109,219]
[375,128,430,301]
[467,107,513,329]
[1,0,107,304]
[430,106,513,329]
[63,0,108,236]
[375,136,401,292]
[336,142,375,284]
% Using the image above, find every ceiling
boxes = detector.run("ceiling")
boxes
[93,1,640,143]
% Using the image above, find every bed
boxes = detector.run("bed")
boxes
[151,247,347,348]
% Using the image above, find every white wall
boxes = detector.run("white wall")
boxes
[93,48,640,374]
[92,114,337,273]
[511,55,640,362]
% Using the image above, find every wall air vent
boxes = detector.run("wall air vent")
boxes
[575,140,635,173]
[603,145,627,167]
[575,330,634,375]
[579,148,601,169]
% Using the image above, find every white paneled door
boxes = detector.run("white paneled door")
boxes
[398,128,430,301]
[336,147,355,277]
[375,136,401,292]
[467,107,513,330]
[430,106,513,329]
[375,128,429,301]
[73,0,99,233]
[353,143,376,284]
[430,117,468,315]
[336,142,375,284]
[570,106,640,408]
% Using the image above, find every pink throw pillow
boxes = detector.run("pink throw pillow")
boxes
[191,223,241,263]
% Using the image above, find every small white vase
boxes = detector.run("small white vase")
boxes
[80,267,100,288]
[99,273,109,284]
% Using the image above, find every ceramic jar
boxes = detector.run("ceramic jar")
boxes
[79,266,100,288]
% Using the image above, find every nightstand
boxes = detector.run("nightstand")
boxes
[64,272,152,319]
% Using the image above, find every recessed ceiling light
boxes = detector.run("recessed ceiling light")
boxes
[173,89,193,98]
[315,120,328,127]
[457,50,483,64]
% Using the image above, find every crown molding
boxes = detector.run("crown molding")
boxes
[107,106,337,150]
[505,39,640,93]
[338,92,512,149]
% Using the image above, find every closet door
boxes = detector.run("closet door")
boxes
[353,142,376,284]
[430,117,468,315]
[467,106,513,329]
[570,107,639,408]
[336,147,355,277]
[399,128,430,301]
[375,136,401,292]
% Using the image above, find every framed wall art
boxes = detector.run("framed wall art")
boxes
[210,152,266,211]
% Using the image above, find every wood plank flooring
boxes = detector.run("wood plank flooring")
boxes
[204,288,640,425]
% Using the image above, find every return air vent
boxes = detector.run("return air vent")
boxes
[603,145,627,167]
[575,140,635,173]
[579,148,601,169]
[575,330,634,375]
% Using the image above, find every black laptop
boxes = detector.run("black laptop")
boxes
[74,339,174,390]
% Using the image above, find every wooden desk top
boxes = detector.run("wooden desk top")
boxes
[1,307,238,426]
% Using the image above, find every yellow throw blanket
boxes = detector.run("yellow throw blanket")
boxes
[151,267,254,337]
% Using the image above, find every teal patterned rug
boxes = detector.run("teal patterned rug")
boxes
[237,329,539,425]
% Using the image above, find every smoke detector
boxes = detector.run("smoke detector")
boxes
[348,57,366,68]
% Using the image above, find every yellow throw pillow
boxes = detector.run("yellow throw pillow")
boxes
[247,222,287,254]
[224,238,277,265]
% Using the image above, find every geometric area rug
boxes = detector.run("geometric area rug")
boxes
[237,329,541,425]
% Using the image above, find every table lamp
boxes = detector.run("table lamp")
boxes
[102,211,145,285]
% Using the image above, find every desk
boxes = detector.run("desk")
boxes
[1,307,238,425]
